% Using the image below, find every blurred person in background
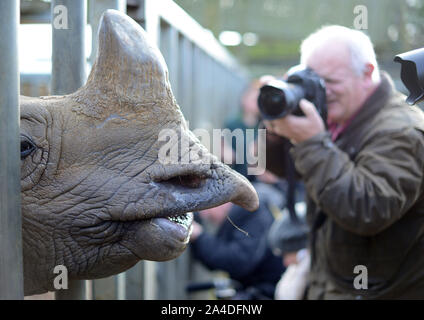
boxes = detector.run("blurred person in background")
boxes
[189,170,286,300]
[222,76,277,181]
[223,79,263,181]
[264,25,424,299]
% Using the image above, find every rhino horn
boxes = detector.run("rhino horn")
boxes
[74,9,174,114]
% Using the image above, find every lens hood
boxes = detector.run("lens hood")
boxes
[394,48,424,105]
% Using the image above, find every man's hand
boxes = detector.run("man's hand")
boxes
[264,99,325,144]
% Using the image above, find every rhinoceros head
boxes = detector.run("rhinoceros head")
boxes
[20,10,258,295]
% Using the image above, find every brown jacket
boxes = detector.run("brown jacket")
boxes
[290,73,424,299]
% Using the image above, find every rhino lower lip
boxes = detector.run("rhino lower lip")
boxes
[117,211,193,229]
[119,212,193,242]
[152,213,193,242]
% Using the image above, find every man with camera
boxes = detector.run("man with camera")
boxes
[262,25,424,299]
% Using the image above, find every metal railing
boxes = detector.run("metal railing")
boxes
[0,0,24,300]
[51,0,88,300]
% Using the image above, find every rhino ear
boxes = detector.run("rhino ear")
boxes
[74,9,174,111]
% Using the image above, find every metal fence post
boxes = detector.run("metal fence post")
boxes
[51,0,88,300]
[51,0,87,95]
[160,24,179,100]
[144,0,160,46]
[178,37,194,123]
[0,0,24,300]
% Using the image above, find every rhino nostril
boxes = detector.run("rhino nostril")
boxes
[164,174,204,188]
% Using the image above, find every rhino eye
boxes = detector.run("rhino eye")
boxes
[21,137,36,160]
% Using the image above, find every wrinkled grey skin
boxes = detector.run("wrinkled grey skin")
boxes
[20,10,259,295]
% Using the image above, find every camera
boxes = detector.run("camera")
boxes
[394,48,424,105]
[257,65,327,122]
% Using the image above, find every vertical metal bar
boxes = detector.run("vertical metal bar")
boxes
[85,280,93,300]
[92,276,116,299]
[191,46,200,128]
[165,26,179,100]
[116,272,126,300]
[179,37,193,123]
[0,0,23,300]
[123,262,143,300]
[202,55,212,126]
[144,0,160,46]
[210,60,219,127]
[142,261,157,299]
[175,251,189,299]
[159,23,179,99]
[51,0,87,300]
[192,47,207,128]
[51,0,87,95]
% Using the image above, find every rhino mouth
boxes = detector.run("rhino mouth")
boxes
[118,173,205,246]
[117,165,258,262]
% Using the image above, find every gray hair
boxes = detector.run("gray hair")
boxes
[300,25,380,83]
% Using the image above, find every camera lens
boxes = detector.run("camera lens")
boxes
[257,67,326,121]
[258,86,287,117]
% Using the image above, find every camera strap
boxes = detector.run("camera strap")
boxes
[285,142,298,222]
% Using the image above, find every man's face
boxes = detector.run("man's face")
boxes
[306,43,368,125]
